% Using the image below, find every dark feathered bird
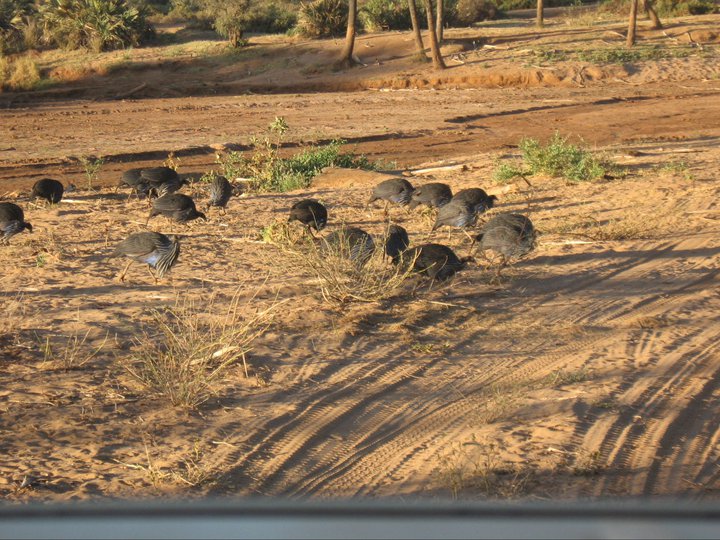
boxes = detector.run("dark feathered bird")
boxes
[117,168,151,199]
[148,193,207,223]
[323,226,375,266]
[409,182,453,210]
[31,178,64,204]
[150,177,187,199]
[110,231,180,282]
[476,213,536,261]
[0,202,32,243]
[384,224,410,264]
[288,199,327,233]
[140,167,179,187]
[452,188,497,214]
[208,175,232,213]
[403,243,468,281]
[367,178,415,210]
[432,198,477,233]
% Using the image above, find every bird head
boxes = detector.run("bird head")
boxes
[487,195,498,208]
[24,222,33,233]
[197,211,208,221]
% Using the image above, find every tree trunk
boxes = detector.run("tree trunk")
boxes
[422,0,446,69]
[436,0,444,44]
[339,0,358,67]
[536,0,544,28]
[627,0,638,47]
[408,0,428,61]
[642,0,662,29]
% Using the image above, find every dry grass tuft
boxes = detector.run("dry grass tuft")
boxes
[123,289,282,409]
[40,330,108,371]
[277,231,419,305]
[437,437,535,499]
[0,294,27,341]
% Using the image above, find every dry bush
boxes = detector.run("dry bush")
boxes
[124,290,281,409]
[437,437,535,499]
[273,227,419,305]
[0,55,40,91]
[40,330,108,371]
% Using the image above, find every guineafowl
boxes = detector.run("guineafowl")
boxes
[323,226,375,267]
[288,199,327,234]
[367,178,414,214]
[475,212,536,276]
[403,243,468,281]
[452,188,497,215]
[408,182,453,210]
[208,175,233,213]
[110,231,180,283]
[30,178,64,204]
[384,224,409,264]
[432,198,477,241]
[150,177,187,199]
[140,167,179,187]
[118,168,151,199]
[148,193,206,224]
[0,202,32,243]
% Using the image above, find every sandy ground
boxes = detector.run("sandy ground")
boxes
[1,12,720,502]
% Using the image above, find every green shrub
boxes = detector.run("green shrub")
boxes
[39,0,154,52]
[360,0,413,31]
[0,0,34,53]
[242,1,298,33]
[519,133,612,183]
[296,0,348,38]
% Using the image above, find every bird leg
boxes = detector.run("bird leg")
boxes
[147,266,159,284]
[116,260,133,282]
[382,201,389,220]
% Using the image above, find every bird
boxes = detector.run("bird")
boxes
[30,178,64,204]
[117,168,152,199]
[367,178,415,214]
[140,166,179,187]
[323,226,375,267]
[208,175,233,213]
[408,182,453,210]
[475,213,536,262]
[402,243,468,282]
[0,202,32,243]
[384,224,409,264]
[150,177,187,199]
[288,199,327,234]
[148,193,207,224]
[432,198,478,241]
[110,231,180,283]
[452,188,498,215]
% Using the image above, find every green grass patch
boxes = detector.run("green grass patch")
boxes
[493,133,620,184]
[532,44,704,65]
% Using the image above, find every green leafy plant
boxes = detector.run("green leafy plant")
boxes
[39,0,154,52]
[296,0,348,38]
[80,155,104,190]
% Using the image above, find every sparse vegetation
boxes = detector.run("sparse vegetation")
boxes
[80,155,105,190]
[123,291,280,409]
[437,437,535,499]
[40,330,108,370]
[214,119,381,193]
[495,133,619,184]
[272,229,419,305]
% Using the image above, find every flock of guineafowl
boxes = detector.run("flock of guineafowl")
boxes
[0,165,536,285]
